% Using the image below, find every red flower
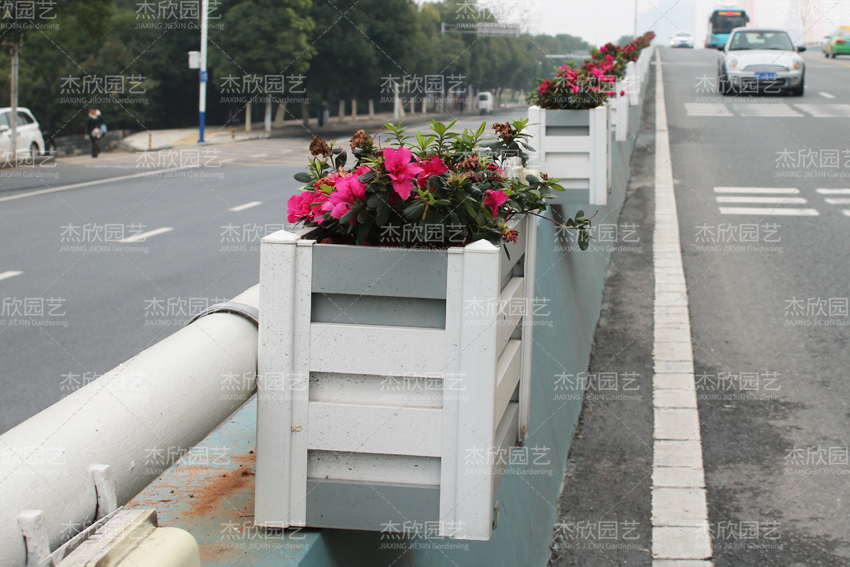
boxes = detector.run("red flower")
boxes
[483,189,509,218]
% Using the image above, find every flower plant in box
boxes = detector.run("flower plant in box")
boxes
[287,119,593,250]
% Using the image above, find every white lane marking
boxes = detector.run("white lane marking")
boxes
[715,187,799,194]
[819,92,836,98]
[652,48,713,563]
[685,103,732,116]
[229,201,262,212]
[734,103,803,117]
[119,227,173,242]
[0,270,22,281]
[251,153,269,158]
[795,103,850,117]
[843,210,850,217]
[825,198,850,205]
[719,207,819,216]
[0,165,200,203]
[716,196,807,204]
[817,188,850,194]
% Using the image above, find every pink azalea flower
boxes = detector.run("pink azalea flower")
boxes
[416,155,449,188]
[287,191,329,224]
[383,147,424,200]
[483,189,509,218]
[324,174,366,220]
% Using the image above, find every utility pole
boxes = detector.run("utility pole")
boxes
[9,43,19,158]
[198,0,209,143]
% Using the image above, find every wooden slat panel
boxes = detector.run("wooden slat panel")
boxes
[309,323,445,376]
[308,401,441,457]
[494,340,522,429]
[307,451,440,485]
[496,277,524,357]
[543,136,593,153]
[491,402,520,500]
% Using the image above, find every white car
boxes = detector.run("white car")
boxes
[478,92,493,115]
[670,32,695,48]
[717,28,806,96]
[0,107,45,158]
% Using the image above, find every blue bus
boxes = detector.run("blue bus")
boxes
[706,7,749,48]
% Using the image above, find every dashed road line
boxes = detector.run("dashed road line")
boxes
[0,271,22,282]
[118,227,173,243]
[653,48,714,566]
[229,201,262,212]
[823,198,850,205]
[816,188,850,194]
[819,92,836,99]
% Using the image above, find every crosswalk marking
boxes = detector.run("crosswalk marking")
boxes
[719,207,819,216]
[819,92,836,99]
[734,103,803,117]
[714,187,799,194]
[0,271,22,282]
[685,103,850,118]
[716,196,807,204]
[685,103,732,116]
[794,104,850,117]
[824,198,850,205]
[816,188,850,194]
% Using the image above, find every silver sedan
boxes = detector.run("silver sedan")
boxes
[716,28,806,96]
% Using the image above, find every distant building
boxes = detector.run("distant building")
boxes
[636,0,697,46]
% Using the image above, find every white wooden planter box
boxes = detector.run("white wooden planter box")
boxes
[254,215,538,541]
[625,61,640,106]
[611,81,629,142]
[528,105,609,205]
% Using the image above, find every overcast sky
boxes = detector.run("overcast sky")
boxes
[527,0,789,45]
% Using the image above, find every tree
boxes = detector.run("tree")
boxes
[209,0,313,127]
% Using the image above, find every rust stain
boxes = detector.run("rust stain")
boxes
[181,464,255,518]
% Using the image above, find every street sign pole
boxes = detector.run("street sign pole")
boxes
[198,0,209,143]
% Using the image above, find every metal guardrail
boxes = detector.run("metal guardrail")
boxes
[0,286,260,567]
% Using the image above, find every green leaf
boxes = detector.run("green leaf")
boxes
[551,183,565,192]
[525,174,539,184]
[357,210,370,224]
[294,172,314,183]
[576,210,585,219]
[340,209,357,225]
[356,221,373,245]
[367,194,382,209]
[404,202,426,220]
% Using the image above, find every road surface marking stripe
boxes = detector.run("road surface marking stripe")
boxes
[652,48,714,565]
[817,188,850,194]
[0,165,200,203]
[0,271,22,281]
[819,92,836,99]
[118,227,173,243]
[715,196,807,204]
[251,153,269,158]
[824,198,850,205]
[843,210,850,217]
[718,207,819,216]
[714,187,799,194]
[229,201,262,212]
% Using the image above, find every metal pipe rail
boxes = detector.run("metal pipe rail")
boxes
[0,286,260,567]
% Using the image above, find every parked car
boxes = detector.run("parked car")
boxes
[716,28,806,96]
[0,107,45,158]
[670,32,695,48]
[823,26,850,58]
[478,92,493,115]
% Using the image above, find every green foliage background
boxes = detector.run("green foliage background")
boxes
[0,0,588,137]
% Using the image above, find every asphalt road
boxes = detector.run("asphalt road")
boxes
[0,109,521,433]
[665,47,850,565]
[549,47,850,567]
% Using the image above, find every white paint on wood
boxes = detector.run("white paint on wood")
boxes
[309,323,445,376]
[308,451,440,485]
[308,401,441,457]
[494,340,522,428]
